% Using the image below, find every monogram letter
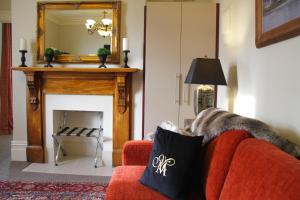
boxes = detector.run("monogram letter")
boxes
[152,154,175,176]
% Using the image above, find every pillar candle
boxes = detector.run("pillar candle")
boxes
[20,38,27,51]
[123,38,129,51]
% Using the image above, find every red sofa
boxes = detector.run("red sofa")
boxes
[106,130,300,200]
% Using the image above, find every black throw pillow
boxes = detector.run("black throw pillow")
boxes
[140,126,203,199]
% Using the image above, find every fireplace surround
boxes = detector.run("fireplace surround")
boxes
[13,67,138,166]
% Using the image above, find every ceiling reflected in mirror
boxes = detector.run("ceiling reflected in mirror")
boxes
[84,10,113,37]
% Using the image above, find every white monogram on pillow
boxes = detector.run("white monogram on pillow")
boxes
[152,154,175,176]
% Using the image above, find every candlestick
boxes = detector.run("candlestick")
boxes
[19,50,28,67]
[122,38,129,51]
[122,50,130,68]
[20,38,27,51]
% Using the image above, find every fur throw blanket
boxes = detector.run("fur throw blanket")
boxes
[183,108,300,158]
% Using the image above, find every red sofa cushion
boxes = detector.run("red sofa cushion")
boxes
[122,140,153,166]
[220,139,300,200]
[202,130,251,200]
[106,166,168,200]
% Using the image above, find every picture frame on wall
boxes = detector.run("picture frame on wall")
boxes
[256,0,300,48]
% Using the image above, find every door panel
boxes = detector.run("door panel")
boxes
[144,2,181,133]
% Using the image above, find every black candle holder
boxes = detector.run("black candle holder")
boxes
[19,50,28,67]
[122,50,130,68]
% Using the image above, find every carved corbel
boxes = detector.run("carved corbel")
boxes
[117,75,127,113]
[25,72,38,110]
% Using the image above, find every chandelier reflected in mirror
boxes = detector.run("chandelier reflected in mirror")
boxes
[85,11,112,37]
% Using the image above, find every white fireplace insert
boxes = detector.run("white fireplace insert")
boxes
[45,94,113,167]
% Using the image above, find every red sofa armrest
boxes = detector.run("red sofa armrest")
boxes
[122,140,153,166]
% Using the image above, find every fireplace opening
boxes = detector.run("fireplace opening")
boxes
[44,94,113,167]
[52,110,108,167]
[49,109,113,166]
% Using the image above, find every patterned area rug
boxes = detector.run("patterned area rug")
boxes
[0,180,107,200]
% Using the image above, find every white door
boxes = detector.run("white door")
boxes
[144,2,181,133]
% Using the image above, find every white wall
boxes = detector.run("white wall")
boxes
[121,0,145,140]
[11,0,146,160]
[217,0,300,145]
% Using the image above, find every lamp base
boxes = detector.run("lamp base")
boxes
[194,85,215,115]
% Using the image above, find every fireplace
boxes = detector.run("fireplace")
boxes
[13,67,138,166]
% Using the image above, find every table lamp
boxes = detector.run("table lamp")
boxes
[185,58,227,114]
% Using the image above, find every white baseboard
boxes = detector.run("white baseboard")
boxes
[11,140,27,161]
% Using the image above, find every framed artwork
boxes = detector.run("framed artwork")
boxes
[256,0,300,48]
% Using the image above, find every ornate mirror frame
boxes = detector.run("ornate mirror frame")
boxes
[37,1,121,64]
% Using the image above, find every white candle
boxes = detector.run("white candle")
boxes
[20,38,27,51]
[123,38,129,51]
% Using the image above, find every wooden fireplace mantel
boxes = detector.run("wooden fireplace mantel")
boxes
[13,67,139,166]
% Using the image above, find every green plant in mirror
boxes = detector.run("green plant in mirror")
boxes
[54,49,62,56]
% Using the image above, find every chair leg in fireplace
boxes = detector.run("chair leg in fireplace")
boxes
[53,136,67,157]
[55,143,61,166]
[52,135,67,166]
[94,137,104,168]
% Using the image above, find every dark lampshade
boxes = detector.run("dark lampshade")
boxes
[185,58,227,85]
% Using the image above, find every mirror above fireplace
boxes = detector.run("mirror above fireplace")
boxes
[37,1,121,64]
